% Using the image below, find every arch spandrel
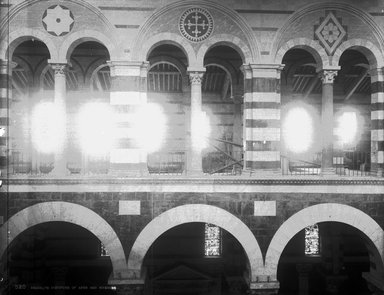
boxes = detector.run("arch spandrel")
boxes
[271,3,384,68]
[263,203,384,279]
[127,204,263,283]
[0,202,128,280]
[132,1,260,67]
[0,0,119,62]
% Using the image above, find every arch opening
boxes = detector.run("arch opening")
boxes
[202,45,244,175]
[146,44,188,174]
[277,222,374,295]
[127,204,263,283]
[1,222,114,294]
[143,222,249,295]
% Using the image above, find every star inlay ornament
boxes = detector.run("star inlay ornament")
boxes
[42,5,74,37]
[179,7,214,42]
[314,11,347,55]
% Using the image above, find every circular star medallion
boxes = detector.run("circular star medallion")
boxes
[179,7,214,43]
[42,5,74,37]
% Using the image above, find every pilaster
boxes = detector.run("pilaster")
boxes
[241,64,284,176]
[107,60,149,176]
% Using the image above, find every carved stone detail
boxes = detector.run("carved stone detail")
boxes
[51,63,67,76]
[189,72,204,85]
[319,70,338,84]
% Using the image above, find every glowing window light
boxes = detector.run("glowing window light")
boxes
[31,102,65,153]
[204,223,221,257]
[131,103,166,153]
[336,111,358,145]
[305,224,320,256]
[191,111,210,151]
[282,107,313,153]
[78,103,115,156]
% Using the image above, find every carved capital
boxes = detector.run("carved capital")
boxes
[189,72,204,85]
[319,70,338,84]
[51,63,67,76]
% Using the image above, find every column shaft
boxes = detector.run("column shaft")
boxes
[50,63,68,175]
[320,69,338,175]
[187,71,204,175]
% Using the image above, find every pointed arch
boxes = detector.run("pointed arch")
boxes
[0,202,128,280]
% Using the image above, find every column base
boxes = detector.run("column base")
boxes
[321,167,337,176]
[249,281,279,295]
[49,166,71,176]
[186,169,204,177]
[245,168,282,178]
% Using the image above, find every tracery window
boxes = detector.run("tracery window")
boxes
[305,224,320,256]
[204,223,221,257]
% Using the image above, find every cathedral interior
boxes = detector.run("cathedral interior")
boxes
[0,0,384,294]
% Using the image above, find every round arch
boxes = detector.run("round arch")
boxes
[135,33,196,67]
[148,56,187,77]
[264,203,384,280]
[196,34,252,65]
[274,38,329,69]
[59,30,116,63]
[127,204,263,282]
[0,202,128,280]
[0,28,57,61]
[333,39,384,69]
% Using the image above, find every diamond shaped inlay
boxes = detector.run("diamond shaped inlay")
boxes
[315,11,347,55]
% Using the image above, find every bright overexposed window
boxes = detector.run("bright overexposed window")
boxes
[282,106,314,153]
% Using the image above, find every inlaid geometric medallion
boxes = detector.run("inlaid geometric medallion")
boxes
[314,11,347,55]
[42,5,74,37]
[179,7,214,42]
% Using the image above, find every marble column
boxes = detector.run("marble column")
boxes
[319,69,338,175]
[49,63,68,175]
[187,70,205,175]
[370,68,384,177]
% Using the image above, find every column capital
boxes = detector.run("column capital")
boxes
[107,60,147,77]
[50,63,68,76]
[188,71,205,85]
[242,63,285,79]
[318,66,340,84]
